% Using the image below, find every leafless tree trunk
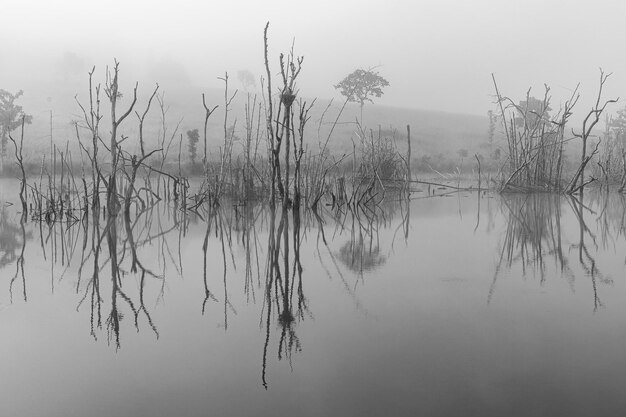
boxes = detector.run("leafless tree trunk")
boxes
[135,84,159,158]
[8,116,27,217]
[216,73,237,200]
[202,94,218,170]
[104,60,138,216]
[567,69,618,194]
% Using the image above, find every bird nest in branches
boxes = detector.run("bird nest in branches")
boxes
[280,89,296,107]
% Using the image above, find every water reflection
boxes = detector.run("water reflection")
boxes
[491,191,618,310]
[68,197,188,348]
[9,183,626,415]
[261,206,305,388]
[497,194,566,279]
[1,206,30,303]
[336,206,388,274]
[9,184,626,392]
[0,206,29,271]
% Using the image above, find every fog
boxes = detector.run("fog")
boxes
[3,0,626,117]
[5,3,626,415]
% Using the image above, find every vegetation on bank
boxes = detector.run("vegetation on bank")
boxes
[3,23,626,220]
[492,70,624,194]
[0,22,419,230]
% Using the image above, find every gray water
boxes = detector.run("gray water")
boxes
[1,179,625,417]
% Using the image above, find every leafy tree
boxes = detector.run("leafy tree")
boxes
[0,90,32,172]
[514,96,551,128]
[337,238,386,273]
[187,128,200,166]
[237,70,256,92]
[610,106,626,147]
[334,68,389,124]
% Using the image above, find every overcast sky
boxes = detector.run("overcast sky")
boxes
[3,0,626,117]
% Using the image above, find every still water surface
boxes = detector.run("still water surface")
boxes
[1,179,626,416]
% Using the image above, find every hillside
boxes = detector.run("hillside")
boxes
[10,82,493,172]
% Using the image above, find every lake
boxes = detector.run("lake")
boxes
[1,178,625,417]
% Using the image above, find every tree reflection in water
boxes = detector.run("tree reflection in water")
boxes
[11,183,626,395]
[70,197,185,349]
[1,206,30,303]
[3,189,412,386]
[491,191,618,311]
[0,206,29,271]
[261,204,308,388]
[335,203,401,278]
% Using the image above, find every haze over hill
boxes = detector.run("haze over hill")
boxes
[4,0,624,179]
[4,0,626,119]
[14,77,493,172]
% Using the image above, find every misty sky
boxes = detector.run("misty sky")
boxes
[3,0,626,117]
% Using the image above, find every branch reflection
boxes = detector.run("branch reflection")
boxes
[491,191,616,310]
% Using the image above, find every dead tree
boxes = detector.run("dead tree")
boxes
[216,73,237,200]
[243,93,260,202]
[263,22,282,205]
[278,50,303,208]
[263,22,307,208]
[8,116,27,217]
[566,69,618,194]
[135,84,159,158]
[201,94,218,168]
[294,98,315,208]
[75,67,103,209]
[103,60,138,215]
[492,74,579,192]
